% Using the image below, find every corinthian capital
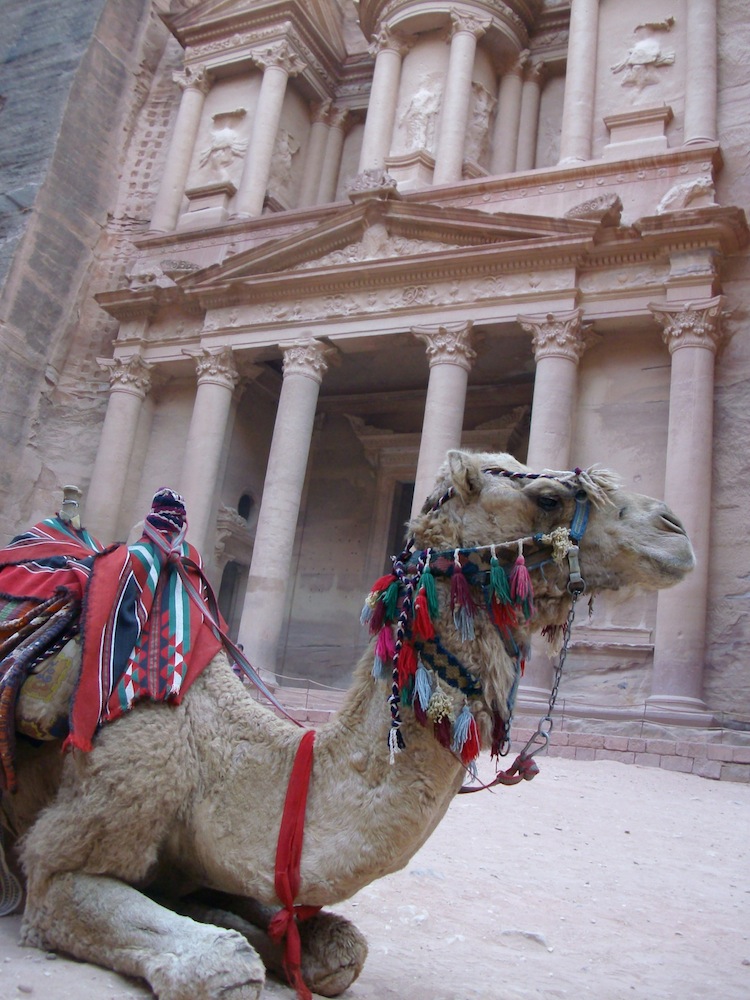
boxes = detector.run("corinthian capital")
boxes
[252,39,306,76]
[173,65,210,95]
[369,23,412,58]
[412,322,477,371]
[281,339,337,383]
[99,354,152,396]
[184,347,241,390]
[450,10,491,40]
[649,296,727,354]
[518,309,588,363]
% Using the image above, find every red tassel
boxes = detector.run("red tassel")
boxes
[413,590,435,640]
[371,573,397,594]
[397,642,418,688]
[460,715,481,765]
[491,595,517,636]
[434,716,452,749]
[450,565,475,615]
[413,698,428,726]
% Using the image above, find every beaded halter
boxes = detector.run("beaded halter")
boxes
[361,465,612,767]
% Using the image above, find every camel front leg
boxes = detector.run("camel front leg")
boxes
[21,871,265,1000]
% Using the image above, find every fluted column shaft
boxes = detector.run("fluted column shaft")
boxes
[558,0,600,163]
[518,310,587,698]
[516,61,544,172]
[150,67,210,233]
[433,13,489,185]
[411,323,476,516]
[685,0,718,143]
[317,106,350,204]
[239,340,335,679]
[298,101,331,206]
[649,297,725,710]
[491,55,526,174]
[180,348,241,556]
[86,356,152,540]
[358,27,407,172]
[236,41,306,218]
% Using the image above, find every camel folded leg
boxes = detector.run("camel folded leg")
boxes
[180,889,368,998]
[21,871,265,1000]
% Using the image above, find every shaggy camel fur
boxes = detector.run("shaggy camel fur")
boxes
[1,450,694,1000]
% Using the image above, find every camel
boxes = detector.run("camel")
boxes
[0,449,694,1000]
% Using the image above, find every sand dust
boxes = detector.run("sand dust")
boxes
[1,756,748,1000]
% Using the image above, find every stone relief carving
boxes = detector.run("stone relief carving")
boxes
[399,73,442,153]
[198,111,248,184]
[291,235,463,270]
[650,296,727,354]
[268,128,300,202]
[565,193,623,226]
[346,169,399,197]
[656,177,717,214]
[126,262,176,290]
[465,82,497,166]
[611,20,675,91]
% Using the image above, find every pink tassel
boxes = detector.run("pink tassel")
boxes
[509,543,534,619]
[373,626,396,678]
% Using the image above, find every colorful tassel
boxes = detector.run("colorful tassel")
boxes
[434,716,452,749]
[450,551,476,641]
[489,547,512,604]
[417,558,439,619]
[491,710,508,759]
[382,579,400,621]
[451,704,481,765]
[509,541,534,619]
[372,626,395,679]
[414,660,433,712]
[413,589,435,640]
[388,724,405,763]
[397,641,418,689]
[361,573,396,626]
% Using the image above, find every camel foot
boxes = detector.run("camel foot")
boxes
[298,911,368,997]
[148,927,265,1000]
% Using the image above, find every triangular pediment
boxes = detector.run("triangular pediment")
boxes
[182,197,600,292]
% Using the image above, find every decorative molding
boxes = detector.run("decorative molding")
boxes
[565,193,623,226]
[412,321,476,370]
[649,296,727,354]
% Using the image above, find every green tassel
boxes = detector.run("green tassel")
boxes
[490,554,512,605]
[383,579,400,621]
[418,565,439,619]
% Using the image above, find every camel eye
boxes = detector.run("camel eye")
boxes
[537,494,560,512]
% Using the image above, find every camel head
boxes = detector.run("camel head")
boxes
[409,449,694,616]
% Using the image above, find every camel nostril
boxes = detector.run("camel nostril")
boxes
[659,511,687,535]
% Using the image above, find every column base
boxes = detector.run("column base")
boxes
[644,694,717,727]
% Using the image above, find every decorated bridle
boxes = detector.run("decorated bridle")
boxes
[361,465,608,784]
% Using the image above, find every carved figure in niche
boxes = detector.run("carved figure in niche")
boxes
[126,262,176,291]
[656,176,717,215]
[198,110,248,183]
[465,82,496,165]
[268,128,300,200]
[399,74,442,152]
[611,19,675,91]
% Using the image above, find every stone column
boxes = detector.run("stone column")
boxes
[491,52,526,175]
[517,309,587,699]
[86,355,152,541]
[515,60,545,172]
[648,297,725,714]
[520,309,587,468]
[236,40,306,218]
[558,0,600,164]
[180,348,241,556]
[317,106,351,204]
[684,0,718,144]
[238,339,335,680]
[358,25,408,173]
[298,100,332,206]
[150,66,210,233]
[410,322,476,517]
[433,12,490,186]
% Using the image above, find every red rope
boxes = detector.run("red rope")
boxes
[268,730,321,1000]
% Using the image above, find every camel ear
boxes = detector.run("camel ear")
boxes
[447,450,483,503]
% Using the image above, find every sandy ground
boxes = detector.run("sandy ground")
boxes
[1,756,748,1000]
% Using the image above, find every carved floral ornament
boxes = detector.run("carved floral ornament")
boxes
[173,65,211,95]
[281,339,338,383]
[250,39,306,76]
[412,321,477,371]
[517,309,588,363]
[99,355,153,395]
[368,23,412,58]
[450,10,492,40]
[184,347,241,389]
[649,296,727,355]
